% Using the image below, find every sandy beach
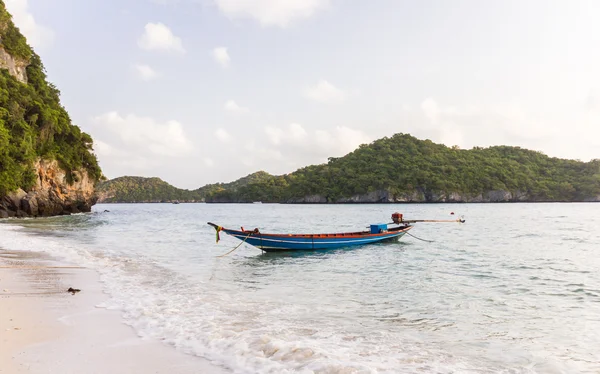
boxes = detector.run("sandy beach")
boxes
[0,248,228,374]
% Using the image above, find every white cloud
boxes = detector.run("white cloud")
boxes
[215,128,231,142]
[212,47,230,68]
[4,0,54,49]
[289,123,308,140]
[240,124,370,175]
[421,97,460,122]
[134,64,159,81]
[304,80,347,103]
[314,126,371,155]
[418,97,563,151]
[261,123,369,167]
[92,139,114,156]
[138,23,185,53]
[364,96,598,164]
[91,113,194,175]
[245,141,283,160]
[585,91,597,112]
[93,112,192,157]
[215,0,330,27]
[224,100,249,113]
[92,139,153,170]
[421,97,440,122]
[265,123,307,145]
[264,126,284,145]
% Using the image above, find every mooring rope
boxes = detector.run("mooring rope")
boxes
[216,233,252,257]
[405,230,435,243]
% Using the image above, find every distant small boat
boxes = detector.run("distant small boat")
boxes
[208,213,464,252]
[253,201,262,204]
[172,201,180,204]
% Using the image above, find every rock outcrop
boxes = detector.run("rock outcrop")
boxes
[0,45,28,83]
[287,195,328,204]
[0,159,97,218]
[285,189,532,204]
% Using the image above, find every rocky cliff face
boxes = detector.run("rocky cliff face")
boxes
[0,159,97,218]
[0,45,27,83]
[287,189,533,204]
[0,2,102,219]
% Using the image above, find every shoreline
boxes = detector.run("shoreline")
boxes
[96,200,600,204]
[0,248,229,374]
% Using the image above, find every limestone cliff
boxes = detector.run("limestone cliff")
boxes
[0,44,27,82]
[0,159,97,218]
[0,1,102,218]
[287,189,532,204]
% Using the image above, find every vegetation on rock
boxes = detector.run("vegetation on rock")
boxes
[0,4,31,61]
[0,1,102,196]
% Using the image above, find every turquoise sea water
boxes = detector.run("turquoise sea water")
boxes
[1,203,599,373]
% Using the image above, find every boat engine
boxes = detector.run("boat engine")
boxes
[392,212,403,224]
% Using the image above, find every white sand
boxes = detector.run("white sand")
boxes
[0,249,229,374]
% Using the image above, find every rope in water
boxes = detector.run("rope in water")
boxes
[405,230,435,243]
[216,233,252,257]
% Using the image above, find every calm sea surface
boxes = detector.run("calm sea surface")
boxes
[1,203,599,373]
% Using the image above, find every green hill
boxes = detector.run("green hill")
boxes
[96,176,203,203]
[194,171,275,199]
[98,134,600,204]
[96,171,275,203]
[205,134,600,203]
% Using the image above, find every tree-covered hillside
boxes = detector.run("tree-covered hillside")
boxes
[205,134,600,203]
[195,171,277,199]
[96,171,276,203]
[96,176,203,203]
[98,134,600,204]
[0,1,102,196]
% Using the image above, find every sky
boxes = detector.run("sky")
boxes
[4,0,600,189]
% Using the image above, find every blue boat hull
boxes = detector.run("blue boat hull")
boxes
[216,226,412,252]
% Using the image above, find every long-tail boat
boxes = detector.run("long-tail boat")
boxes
[208,212,464,252]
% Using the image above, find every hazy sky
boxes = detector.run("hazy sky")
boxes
[5,0,600,188]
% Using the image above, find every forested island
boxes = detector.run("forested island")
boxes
[0,1,102,218]
[97,134,600,204]
[96,172,273,203]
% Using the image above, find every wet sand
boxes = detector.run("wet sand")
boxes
[0,249,228,374]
